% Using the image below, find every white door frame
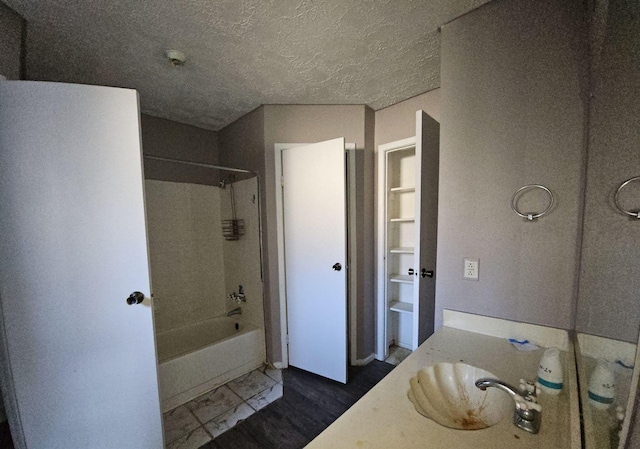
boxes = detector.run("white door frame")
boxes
[274,142,357,368]
[375,136,417,361]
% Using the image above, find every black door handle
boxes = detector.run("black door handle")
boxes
[127,291,145,305]
[422,269,434,278]
[332,263,342,271]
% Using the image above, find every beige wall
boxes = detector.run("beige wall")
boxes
[0,2,23,80]
[436,0,587,330]
[141,114,220,186]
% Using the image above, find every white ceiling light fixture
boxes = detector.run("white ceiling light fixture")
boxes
[165,50,186,67]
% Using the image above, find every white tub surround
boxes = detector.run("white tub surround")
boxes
[305,311,580,448]
[157,316,266,411]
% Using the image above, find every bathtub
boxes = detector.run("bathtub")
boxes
[156,316,266,411]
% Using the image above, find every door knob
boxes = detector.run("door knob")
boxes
[127,291,145,305]
[408,268,415,276]
[332,263,342,271]
[422,269,434,278]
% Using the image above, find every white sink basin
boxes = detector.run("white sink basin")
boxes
[408,362,512,430]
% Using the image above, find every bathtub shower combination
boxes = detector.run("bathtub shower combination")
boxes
[157,316,266,411]
[143,158,267,412]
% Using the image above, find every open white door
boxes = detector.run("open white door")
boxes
[414,110,440,347]
[282,138,348,383]
[0,81,162,449]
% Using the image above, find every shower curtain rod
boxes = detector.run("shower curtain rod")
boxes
[143,155,256,175]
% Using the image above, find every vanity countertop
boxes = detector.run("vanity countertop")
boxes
[305,326,580,449]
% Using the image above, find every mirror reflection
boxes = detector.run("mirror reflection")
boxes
[574,0,640,447]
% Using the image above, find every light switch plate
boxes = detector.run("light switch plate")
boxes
[463,258,479,281]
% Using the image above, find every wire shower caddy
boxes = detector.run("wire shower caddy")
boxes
[222,182,245,240]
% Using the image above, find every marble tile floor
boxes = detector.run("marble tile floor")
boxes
[384,345,412,366]
[164,365,283,449]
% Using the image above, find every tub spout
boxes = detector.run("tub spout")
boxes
[227,307,242,317]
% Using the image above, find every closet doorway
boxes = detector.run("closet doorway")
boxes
[275,138,357,384]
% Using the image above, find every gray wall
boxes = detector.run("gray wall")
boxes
[0,2,23,80]
[374,89,441,147]
[362,106,376,358]
[629,392,640,449]
[436,0,587,330]
[576,1,640,445]
[218,107,269,351]
[218,105,375,363]
[141,114,220,186]
[576,0,640,343]
[218,96,445,365]
[216,90,443,366]
[219,106,265,175]
[0,0,24,424]
[262,105,374,363]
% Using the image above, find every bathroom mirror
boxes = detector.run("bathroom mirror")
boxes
[574,1,640,447]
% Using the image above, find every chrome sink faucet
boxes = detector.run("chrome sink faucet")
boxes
[475,378,542,434]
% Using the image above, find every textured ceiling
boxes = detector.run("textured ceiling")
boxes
[4,0,492,130]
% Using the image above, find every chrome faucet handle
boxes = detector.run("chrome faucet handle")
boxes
[520,378,541,399]
[516,397,542,413]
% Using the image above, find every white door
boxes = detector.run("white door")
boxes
[413,110,440,347]
[282,138,348,383]
[0,81,162,449]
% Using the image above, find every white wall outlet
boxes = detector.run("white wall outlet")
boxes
[463,258,479,281]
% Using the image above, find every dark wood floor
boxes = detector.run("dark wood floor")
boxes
[203,361,395,449]
[0,420,14,449]
[0,360,394,449]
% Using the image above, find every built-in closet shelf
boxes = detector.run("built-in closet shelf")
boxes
[389,186,415,193]
[389,275,414,284]
[389,247,414,254]
[389,217,415,223]
[389,301,413,314]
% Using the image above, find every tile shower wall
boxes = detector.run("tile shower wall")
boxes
[220,178,265,329]
[145,180,226,333]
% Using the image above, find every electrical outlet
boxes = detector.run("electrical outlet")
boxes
[463,258,479,281]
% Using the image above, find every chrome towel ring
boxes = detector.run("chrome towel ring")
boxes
[614,176,640,219]
[510,184,554,221]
